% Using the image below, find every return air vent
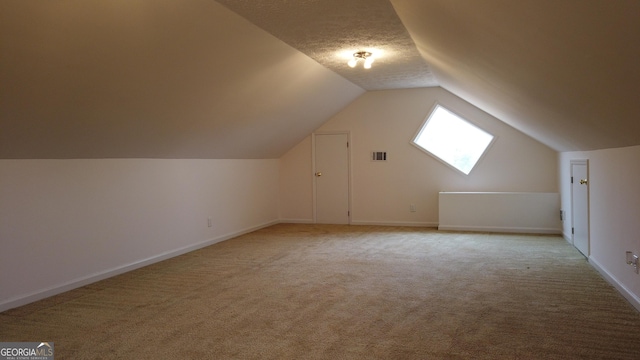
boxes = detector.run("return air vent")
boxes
[372,151,387,161]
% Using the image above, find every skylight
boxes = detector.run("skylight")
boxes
[411,105,494,175]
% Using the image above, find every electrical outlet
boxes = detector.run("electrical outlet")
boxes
[410,204,416,212]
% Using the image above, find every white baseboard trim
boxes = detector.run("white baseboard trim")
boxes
[350,221,438,228]
[562,231,572,243]
[279,218,315,224]
[437,225,562,235]
[589,257,640,312]
[0,220,279,313]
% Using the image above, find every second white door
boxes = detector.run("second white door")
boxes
[571,160,589,257]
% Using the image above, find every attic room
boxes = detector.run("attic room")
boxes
[1,0,640,357]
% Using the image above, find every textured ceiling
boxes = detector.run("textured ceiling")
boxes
[2,0,640,159]
[215,0,640,151]
[215,0,438,90]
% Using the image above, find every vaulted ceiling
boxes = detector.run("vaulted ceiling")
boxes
[0,0,363,158]
[392,0,640,152]
[1,0,639,158]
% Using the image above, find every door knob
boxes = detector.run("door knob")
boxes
[315,172,322,177]
[580,179,588,185]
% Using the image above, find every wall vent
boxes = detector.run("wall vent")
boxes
[372,151,387,161]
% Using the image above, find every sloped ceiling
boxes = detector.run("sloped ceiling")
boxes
[391,0,640,151]
[0,0,363,159]
[2,0,640,159]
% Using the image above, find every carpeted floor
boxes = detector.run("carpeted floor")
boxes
[2,224,640,359]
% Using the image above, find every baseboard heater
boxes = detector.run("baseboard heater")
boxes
[438,192,561,234]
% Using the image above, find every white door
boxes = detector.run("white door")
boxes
[314,133,349,224]
[571,160,589,257]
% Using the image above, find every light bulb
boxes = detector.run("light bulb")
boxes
[364,57,374,69]
[348,58,357,68]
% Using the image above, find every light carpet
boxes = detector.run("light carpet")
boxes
[2,224,640,359]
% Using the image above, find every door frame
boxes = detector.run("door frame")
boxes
[570,159,589,256]
[312,131,352,224]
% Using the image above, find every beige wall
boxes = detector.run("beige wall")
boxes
[559,146,640,309]
[0,159,279,311]
[279,137,314,222]
[280,87,558,225]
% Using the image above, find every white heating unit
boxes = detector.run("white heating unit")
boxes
[438,192,561,234]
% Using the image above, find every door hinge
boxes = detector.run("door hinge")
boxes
[571,176,573,184]
[347,142,349,148]
[572,227,574,234]
[348,211,350,217]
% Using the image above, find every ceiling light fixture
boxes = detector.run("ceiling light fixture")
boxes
[348,51,374,69]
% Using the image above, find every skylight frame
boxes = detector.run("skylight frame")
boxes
[410,103,496,176]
